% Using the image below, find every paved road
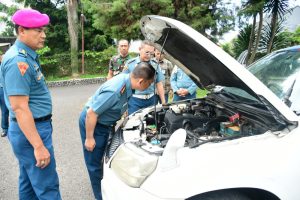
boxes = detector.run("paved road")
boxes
[0,84,100,200]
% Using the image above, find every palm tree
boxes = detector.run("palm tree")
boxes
[239,0,265,65]
[259,19,289,52]
[233,25,252,58]
[264,0,289,53]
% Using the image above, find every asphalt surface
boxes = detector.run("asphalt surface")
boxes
[0,83,100,200]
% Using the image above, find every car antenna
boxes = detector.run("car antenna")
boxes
[153,27,171,133]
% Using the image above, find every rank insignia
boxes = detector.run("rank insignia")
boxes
[120,84,126,94]
[17,62,29,76]
[123,65,128,71]
[19,49,27,56]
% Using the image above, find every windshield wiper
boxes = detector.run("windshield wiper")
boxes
[283,78,296,107]
[216,90,262,107]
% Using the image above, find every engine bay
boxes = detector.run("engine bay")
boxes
[135,97,276,149]
[105,94,289,159]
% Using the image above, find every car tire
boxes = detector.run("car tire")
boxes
[188,190,251,200]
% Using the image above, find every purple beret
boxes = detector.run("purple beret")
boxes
[12,9,50,28]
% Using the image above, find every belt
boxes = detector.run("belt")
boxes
[132,93,154,99]
[98,123,113,129]
[12,114,52,122]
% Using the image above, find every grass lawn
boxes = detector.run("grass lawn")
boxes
[46,74,104,82]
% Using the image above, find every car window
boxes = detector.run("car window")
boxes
[248,50,300,100]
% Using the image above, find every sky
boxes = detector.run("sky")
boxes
[220,0,300,43]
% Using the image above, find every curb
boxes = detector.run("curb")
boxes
[47,77,107,88]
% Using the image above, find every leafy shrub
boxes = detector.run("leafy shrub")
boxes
[40,45,118,78]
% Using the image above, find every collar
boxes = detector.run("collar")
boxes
[15,39,38,60]
[119,54,130,59]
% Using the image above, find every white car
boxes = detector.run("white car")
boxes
[102,15,300,200]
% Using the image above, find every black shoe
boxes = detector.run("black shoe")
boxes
[1,131,7,137]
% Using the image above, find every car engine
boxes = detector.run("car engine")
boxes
[106,96,282,158]
[139,98,271,148]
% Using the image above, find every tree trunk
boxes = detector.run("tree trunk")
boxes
[246,13,256,66]
[67,0,79,77]
[267,13,278,53]
[249,9,263,64]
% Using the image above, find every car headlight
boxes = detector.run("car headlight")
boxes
[111,142,158,187]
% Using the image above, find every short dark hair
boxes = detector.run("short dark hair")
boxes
[140,40,154,49]
[14,25,30,34]
[15,25,20,34]
[118,39,129,46]
[132,61,155,80]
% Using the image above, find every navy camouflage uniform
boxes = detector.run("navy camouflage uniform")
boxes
[157,58,173,102]
[171,66,197,101]
[79,73,132,200]
[123,57,164,115]
[108,54,131,76]
[0,39,61,200]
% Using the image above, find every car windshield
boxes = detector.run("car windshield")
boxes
[248,49,300,102]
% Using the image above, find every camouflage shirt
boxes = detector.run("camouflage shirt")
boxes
[158,58,174,94]
[109,54,131,76]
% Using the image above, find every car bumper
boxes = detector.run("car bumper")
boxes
[102,162,183,200]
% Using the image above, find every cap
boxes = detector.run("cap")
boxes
[12,9,50,28]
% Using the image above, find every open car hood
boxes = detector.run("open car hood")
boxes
[140,15,298,122]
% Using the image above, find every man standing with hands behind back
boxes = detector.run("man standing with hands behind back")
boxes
[154,49,174,103]
[0,9,61,199]
[106,39,131,80]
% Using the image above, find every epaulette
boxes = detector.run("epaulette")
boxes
[149,59,159,70]
[150,59,158,64]
[18,49,27,57]
[120,84,126,94]
[126,57,136,65]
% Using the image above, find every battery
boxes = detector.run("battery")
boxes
[220,122,240,135]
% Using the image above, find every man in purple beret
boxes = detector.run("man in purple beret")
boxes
[0,9,61,199]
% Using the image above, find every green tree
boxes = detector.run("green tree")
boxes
[173,0,235,41]
[259,19,290,52]
[0,0,70,53]
[239,0,265,65]
[0,3,19,36]
[233,24,252,58]
[264,0,290,53]
[24,0,69,53]
[82,0,173,40]
[83,0,234,41]
[290,26,300,45]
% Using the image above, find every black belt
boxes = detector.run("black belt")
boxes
[12,114,52,122]
[97,123,113,129]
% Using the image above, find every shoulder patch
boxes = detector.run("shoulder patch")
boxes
[17,62,29,76]
[120,84,126,94]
